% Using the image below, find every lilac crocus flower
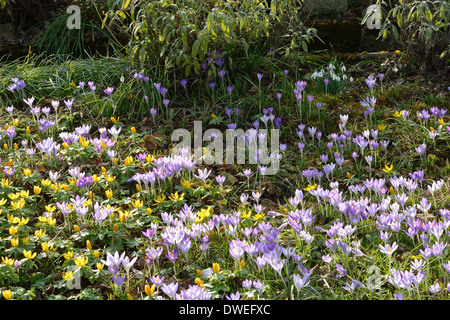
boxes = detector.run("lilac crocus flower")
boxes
[104,87,114,95]
[161,282,179,299]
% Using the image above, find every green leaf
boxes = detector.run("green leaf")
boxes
[122,0,131,10]
[192,39,200,57]
[117,11,126,19]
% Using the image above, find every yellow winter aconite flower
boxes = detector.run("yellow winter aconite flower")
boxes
[169,192,184,202]
[96,263,104,270]
[33,185,42,194]
[74,224,81,232]
[63,251,74,260]
[41,242,52,252]
[41,179,51,187]
[22,237,29,245]
[240,259,246,269]
[180,179,192,188]
[47,217,56,227]
[124,156,133,166]
[92,174,101,183]
[119,210,131,223]
[93,251,100,259]
[86,240,92,250]
[105,189,113,199]
[23,168,32,177]
[195,277,205,288]
[439,118,444,125]
[131,127,136,134]
[1,256,14,266]
[346,172,352,179]
[213,263,220,274]
[105,175,116,183]
[154,194,166,205]
[45,205,56,212]
[211,113,217,119]
[2,289,12,300]
[146,208,152,216]
[8,226,17,236]
[10,238,19,248]
[145,284,156,296]
[131,198,143,209]
[304,184,317,191]
[136,184,142,192]
[1,178,10,187]
[18,217,29,226]
[378,124,386,131]
[35,229,46,239]
[8,193,20,200]
[0,198,6,206]
[23,250,37,260]
[74,256,88,267]
[20,190,29,199]
[62,272,73,281]
[12,118,19,127]
[26,126,31,134]
[395,49,401,54]
[382,164,394,173]
[146,154,153,163]
[393,110,403,118]
[196,269,203,277]
[111,116,119,124]
[254,212,265,220]
[11,199,25,210]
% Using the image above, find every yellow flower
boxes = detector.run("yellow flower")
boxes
[146,154,154,163]
[10,238,19,248]
[80,137,90,148]
[12,118,19,127]
[18,217,29,226]
[111,158,118,166]
[1,256,14,266]
[304,184,317,191]
[8,193,20,200]
[8,226,18,236]
[74,256,88,267]
[382,164,394,173]
[378,124,386,131]
[33,185,41,194]
[131,198,143,209]
[23,168,32,177]
[119,210,131,223]
[213,263,220,274]
[180,179,192,188]
[47,217,56,227]
[23,250,37,260]
[45,205,56,212]
[92,174,101,183]
[346,172,352,179]
[2,289,12,300]
[105,175,116,183]
[241,210,251,219]
[93,250,100,259]
[41,242,52,252]
[169,192,184,202]
[3,143,8,150]
[96,262,104,270]
[0,198,6,206]
[390,186,395,195]
[86,240,92,250]
[35,229,46,239]
[240,259,246,269]
[131,127,136,134]
[26,126,31,134]
[111,116,119,124]
[1,178,10,188]
[154,194,166,205]
[395,49,401,54]
[62,272,73,281]
[393,110,403,118]
[145,284,156,296]
[254,212,265,220]
[22,237,29,245]
[70,81,76,88]
[20,190,29,199]
[11,199,25,210]
[63,251,74,260]
[196,269,203,277]
[439,118,444,126]
[74,225,81,232]
[124,156,133,166]
[211,114,217,119]
[113,224,119,232]
[41,179,51,187]
[136,184,142,192]
[105,189,113,199]
[195,277,204,288]
[146,208,152,216]
[62,142,69,149]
